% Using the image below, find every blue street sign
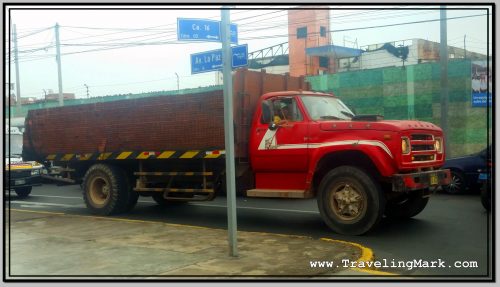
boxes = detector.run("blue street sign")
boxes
[231,44,248,68]
[191,49,222,74]
[178,18,237,44]
[191,44,248,74]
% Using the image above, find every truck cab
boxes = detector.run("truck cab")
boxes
[5,126,43,198]
[249,91,451,235]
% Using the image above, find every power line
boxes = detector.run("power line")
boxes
[16,26,53,39]
[12,9,487,51]
[64,12,488,50]
[330,13,488,33]
[238,13,488,41]
[8,11,489,64]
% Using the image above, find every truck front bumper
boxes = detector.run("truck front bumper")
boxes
[392,169,451,192]
[7,171,42,189]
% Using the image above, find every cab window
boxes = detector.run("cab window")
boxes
[271,98,303,123]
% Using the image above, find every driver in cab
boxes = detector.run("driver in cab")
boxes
[273,102,290,125]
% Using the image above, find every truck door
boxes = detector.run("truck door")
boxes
[251,97,309,173]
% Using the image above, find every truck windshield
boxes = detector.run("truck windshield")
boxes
[300,96,355,121]
[6,134,23,156]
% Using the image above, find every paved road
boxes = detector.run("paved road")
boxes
[7,183,492,277]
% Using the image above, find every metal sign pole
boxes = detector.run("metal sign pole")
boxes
[221,7,238,257]
[55,23,64,107]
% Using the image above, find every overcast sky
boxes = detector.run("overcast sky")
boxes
[6,4,492,100]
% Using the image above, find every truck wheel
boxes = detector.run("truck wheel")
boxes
[385,189,429,218]
[14,186,32,198]
[125,191,139,212]
[82,164,129,215]
[317,166,385,235]
[119,170,138,212]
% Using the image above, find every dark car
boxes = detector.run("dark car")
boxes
[442,145,491,194]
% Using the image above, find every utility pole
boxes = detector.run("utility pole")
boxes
[464,35,467,59]
[55,23,64,106]
[440,6,450,157]
[84,84,89,98]
[399,44,406,68]
[12,24,21,113]
[221,6,238,257]
[175,73,179,91]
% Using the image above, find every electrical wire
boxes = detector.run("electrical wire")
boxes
[8,10,490,65]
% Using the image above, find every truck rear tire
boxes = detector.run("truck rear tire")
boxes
[119,170,138,212]
[82,164,130,215]
[317,166,385,235]
[384,189,429,218]
[125,191,139,212]
[14,186,32,198]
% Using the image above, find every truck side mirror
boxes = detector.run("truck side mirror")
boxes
[261,100,273,124]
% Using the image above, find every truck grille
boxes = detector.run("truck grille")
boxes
[411,144,435,151]
[411,134,434,141]
[409,133,436,162]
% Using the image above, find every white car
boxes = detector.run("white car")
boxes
[6,126,43,198]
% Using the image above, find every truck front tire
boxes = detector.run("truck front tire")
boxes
[384,189,429,218]
[317,166,385,235]
[481,181,491,212]
[82,164,130,215]
[14,186,32,198]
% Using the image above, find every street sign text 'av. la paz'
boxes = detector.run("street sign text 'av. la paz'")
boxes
[191,44,248,74]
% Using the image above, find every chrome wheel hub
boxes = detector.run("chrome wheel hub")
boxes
[330,183,365,221]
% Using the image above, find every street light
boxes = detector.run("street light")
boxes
[84,84,89,98]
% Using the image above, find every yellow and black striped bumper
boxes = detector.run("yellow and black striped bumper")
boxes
[45,150,226,162]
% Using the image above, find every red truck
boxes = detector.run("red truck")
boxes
[23,69,450,235]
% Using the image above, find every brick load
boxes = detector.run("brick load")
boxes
[24,90,225,157]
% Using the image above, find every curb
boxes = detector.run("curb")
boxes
[9,208,398,276]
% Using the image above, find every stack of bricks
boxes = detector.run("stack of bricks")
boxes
[24,90,225,155]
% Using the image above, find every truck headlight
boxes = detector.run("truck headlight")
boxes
[435,137,443,153]
[402,137,411,154]
[31,169,40,176]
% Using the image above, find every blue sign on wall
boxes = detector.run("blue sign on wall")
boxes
[472,92,492,107]
[191,44,248,74]
[178,18,237,44]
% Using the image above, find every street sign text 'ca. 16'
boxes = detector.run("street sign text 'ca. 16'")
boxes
[178,18,237,44]
[191,44,248,74]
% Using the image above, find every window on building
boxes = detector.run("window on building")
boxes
[319,56,329,68]
[297,27,307,39]
[320,26,326,37]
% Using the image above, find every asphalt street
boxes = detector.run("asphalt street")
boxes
[6,183,492,277]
